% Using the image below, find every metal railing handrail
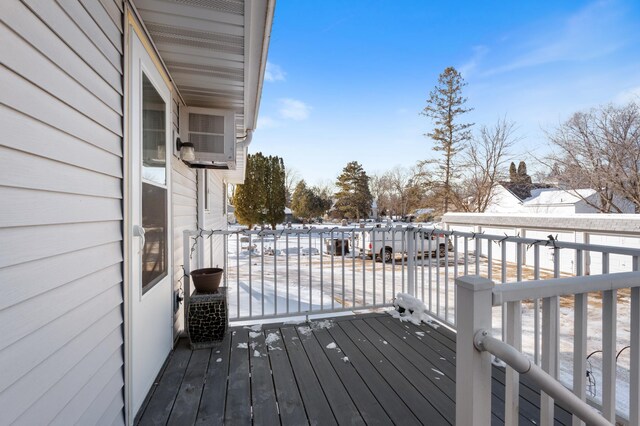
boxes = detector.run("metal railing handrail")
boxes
[474,332,611,426]
[185,225,640,257]
[492,270,640,305]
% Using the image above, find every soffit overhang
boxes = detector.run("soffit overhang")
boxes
[134,0,273,135]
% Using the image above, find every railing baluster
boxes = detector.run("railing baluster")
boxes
[453,234,458,325]
[236,232,240,319]
[601,252,616,423]
[573,250,587,426]
[341,230,345,310]
[409,228,416,297]
[249,234,253,318]
[308,231,312,313]
[541,295,559,426]
[392,229,396,300]
[330,230,334,311]
[501,241,507,341]
[372,229,376,306]
[420,231,425,303]
[463,236,469,275]
[363,228,367,305]
[261,234,265,316]
[352,231,356,308]
[319,231,323,310]
[436,233,441,318]
[516,242,523,281]
[297,232,301,313]
[428,233,433,312]
[542,246,561,426]
[487,240,493,281]
[505,300,522,425]
[286,232,290,314]
[444,233,449,322]
[630,256,640,426]
[475,236,481,275]
[534,244,540,365]
[274,231,278,316]
[382,229,386,304]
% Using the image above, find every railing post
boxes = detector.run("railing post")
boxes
[407,226,416,297]
[456,275,494,426]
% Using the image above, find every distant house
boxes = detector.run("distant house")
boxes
[486,182,635,214]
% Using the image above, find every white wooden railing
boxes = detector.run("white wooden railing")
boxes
[183,223,640,424]
[456,272,640,426]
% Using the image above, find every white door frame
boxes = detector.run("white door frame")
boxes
[123,9,174,424]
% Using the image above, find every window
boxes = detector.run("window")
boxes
[141,73,168,293]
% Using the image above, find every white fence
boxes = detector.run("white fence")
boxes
[457,271,640,426]
[183,224,640,424]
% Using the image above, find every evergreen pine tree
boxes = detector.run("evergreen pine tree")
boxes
[509,162,517,182]
[232,153,265,228]
[421,66,473,213]
[517,161,532,184]
[232,152,286,229]
[291,180,312,219]
[334,161,373,220]
[264,156,286,228]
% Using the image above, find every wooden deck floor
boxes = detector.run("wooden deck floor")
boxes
[136,313,573,425]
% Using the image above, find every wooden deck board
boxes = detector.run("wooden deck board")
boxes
[167,348,210,426]
[296,325,365,425]
[137,339,192,426]
[136,312,580,425]
[343,319,453,423]
[225,329,251,424]
[313,328,393,426]
[195,335,231,424]
[248,331,280,426]
[280,326,337,425]
[262,328,308,426]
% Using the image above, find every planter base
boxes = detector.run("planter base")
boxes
[187,287,228,349]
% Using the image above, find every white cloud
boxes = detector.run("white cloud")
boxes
[484,0,627,76]
[264,62,286,82]
[614,86,640,104]
[257,116,281,129]
[278,98,311,120]
[458,45,489,79]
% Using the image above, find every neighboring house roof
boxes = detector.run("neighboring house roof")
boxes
[414,208,435,215]
[523,188,596,206]
[499,181,553,201]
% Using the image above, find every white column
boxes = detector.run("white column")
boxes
[455,275,494,426]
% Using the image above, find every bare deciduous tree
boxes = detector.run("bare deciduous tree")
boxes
[460,118,520,212]
[545,101,640,213]
[284,167,301,206]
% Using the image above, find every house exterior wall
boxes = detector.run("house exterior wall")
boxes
[171,100,228,339]
[170,94,197,338]
[0,1,126,424]
[484,185,522,213]
[522,203,578,214]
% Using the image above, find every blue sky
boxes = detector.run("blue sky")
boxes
[250,0,640,186]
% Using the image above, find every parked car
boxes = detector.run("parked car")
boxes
[358,228,453,263]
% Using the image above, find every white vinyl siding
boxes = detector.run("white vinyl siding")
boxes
[172,93,197,337]
[171,98,228,337]
[204,171,228,269]
[0,1,125,424]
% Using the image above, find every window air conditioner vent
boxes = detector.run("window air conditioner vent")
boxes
[184,107,236,169]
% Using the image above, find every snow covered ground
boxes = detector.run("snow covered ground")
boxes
[220,223,634,418]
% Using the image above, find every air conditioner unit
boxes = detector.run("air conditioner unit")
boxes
[183,107,236,169]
